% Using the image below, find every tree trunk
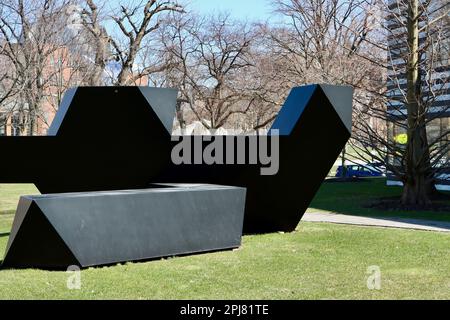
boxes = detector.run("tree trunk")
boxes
[116,36,141,86]
[116,66,132,86]
[176,100,186,130]
[401,174,436,205]
[341,146,347,178]
[401,0,435,205]
[28,104,38,136]
[89,43,106,86]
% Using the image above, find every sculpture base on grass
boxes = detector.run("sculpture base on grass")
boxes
[2,184,246,269]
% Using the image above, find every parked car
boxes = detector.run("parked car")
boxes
[370,161,386,172]
[335,164,383,178]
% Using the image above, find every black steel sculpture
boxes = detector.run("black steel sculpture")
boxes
[0,84,353,269]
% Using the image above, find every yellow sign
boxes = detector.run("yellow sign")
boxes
[394,133,408,144]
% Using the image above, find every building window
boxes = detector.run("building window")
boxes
[427,118,441,144]
[425,117,450,166]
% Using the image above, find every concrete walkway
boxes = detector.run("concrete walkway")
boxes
[302,212,450,233]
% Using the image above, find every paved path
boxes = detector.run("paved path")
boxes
[302,212,450,233]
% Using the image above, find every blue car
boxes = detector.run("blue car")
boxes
[335,164,383,178]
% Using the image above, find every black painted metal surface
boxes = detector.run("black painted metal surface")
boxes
[2,184,246,269]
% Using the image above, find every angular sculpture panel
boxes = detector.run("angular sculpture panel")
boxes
[3,184,246,269]
[0,87,177,193]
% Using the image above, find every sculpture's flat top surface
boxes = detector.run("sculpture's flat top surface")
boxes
[21,184,243,200]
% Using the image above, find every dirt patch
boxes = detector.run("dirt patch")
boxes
[0,210,15,215]
[365,193,450,212]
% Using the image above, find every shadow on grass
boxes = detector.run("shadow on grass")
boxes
[0,232,10,238]
[310,178,450,223]
[0,210,15,215]
[375,216,450,230]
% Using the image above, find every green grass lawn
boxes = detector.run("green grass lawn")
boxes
[308,178,450,222]
[0,183,449,299]
[0,184,39,215]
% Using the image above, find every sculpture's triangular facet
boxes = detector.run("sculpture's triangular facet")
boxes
[270,84,317,135]
[2,200,80,269]
[138,87,178,134]
[47,88,78,136]
[319,84,353,132]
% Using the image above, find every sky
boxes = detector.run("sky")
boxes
[188,0,274,21]
[104,1,276,23]
[101,0,278,36]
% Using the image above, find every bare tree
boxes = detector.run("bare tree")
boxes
[0,0,79,135]
[0,53,19,106]
[270,0,380,175]
[41,44,95,124]
[0,0,184,134]
[80,0,111,85]
[163,13,265,130]
[0,51,20,135]
[81,0,183,86]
